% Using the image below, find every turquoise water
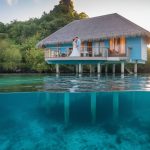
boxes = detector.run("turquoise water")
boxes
[1,74,150,92]
[1,74,150,149]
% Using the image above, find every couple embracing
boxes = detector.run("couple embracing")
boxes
[70,37,81,57]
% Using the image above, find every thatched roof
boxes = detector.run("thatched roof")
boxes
[38,13,150,47]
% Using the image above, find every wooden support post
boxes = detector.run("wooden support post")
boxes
[113,92,119,121]
[76,64,79,74]
[56,64,60,74]
[121,62,124,74]
[79,64,82,74]
[91,92,96,124]
[93,65,95,73]
[64,93,70,125]
[105,64,108,73]
[134,62,137,74]
[90,64,92,74]
[97,63,101,74]
[113,64,116,74]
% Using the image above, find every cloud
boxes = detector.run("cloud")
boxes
[33,0,42,4]
[5,0,18,6]
[5,0,43,6]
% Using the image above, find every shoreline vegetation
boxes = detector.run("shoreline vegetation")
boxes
[0,0,88,73]
[0,0,150,74]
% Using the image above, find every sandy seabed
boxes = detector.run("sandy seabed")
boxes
[0,117,150,150]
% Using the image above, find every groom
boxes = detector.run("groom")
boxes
[76,37,81,56]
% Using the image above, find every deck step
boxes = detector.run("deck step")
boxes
[125,67,133,74]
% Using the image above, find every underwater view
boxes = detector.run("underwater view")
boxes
[1,74,150,149]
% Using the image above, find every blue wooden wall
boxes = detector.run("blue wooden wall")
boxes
[104,40,109,48]
[126,37,141,60]
[126,36,147,61]
[46,37,147,62]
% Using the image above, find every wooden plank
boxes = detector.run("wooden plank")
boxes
[46,57,128,61]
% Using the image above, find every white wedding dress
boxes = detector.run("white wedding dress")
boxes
[69,41,80,57]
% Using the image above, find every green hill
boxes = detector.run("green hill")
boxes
[0,0,88,73]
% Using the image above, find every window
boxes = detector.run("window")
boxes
[110,37,125,54]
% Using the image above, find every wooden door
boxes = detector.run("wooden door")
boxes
[120,37,126,55]
[87,41,92,57]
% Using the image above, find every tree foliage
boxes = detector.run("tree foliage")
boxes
[0,38,21,72]
[0,0,88,73]
[5,0,88,44]
[0,22,6,33]
[25,48,47,72]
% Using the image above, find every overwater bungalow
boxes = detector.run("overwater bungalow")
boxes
[38,13,150,74]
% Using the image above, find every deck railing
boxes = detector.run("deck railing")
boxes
[44,46,127,58]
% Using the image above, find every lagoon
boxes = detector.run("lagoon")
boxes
[1,74,150,149]
[1,74,150,92]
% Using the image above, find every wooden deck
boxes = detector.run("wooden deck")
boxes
[45,56,128,61]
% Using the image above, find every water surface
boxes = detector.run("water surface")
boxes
[1,73,150,92]
[1,74,150,149]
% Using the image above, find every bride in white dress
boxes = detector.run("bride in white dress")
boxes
[69,38,80,57]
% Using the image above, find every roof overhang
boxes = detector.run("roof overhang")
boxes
[38,33,150,48]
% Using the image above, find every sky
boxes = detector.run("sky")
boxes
[0,0,150,31]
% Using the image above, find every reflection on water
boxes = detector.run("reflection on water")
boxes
[1,74,150,92]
